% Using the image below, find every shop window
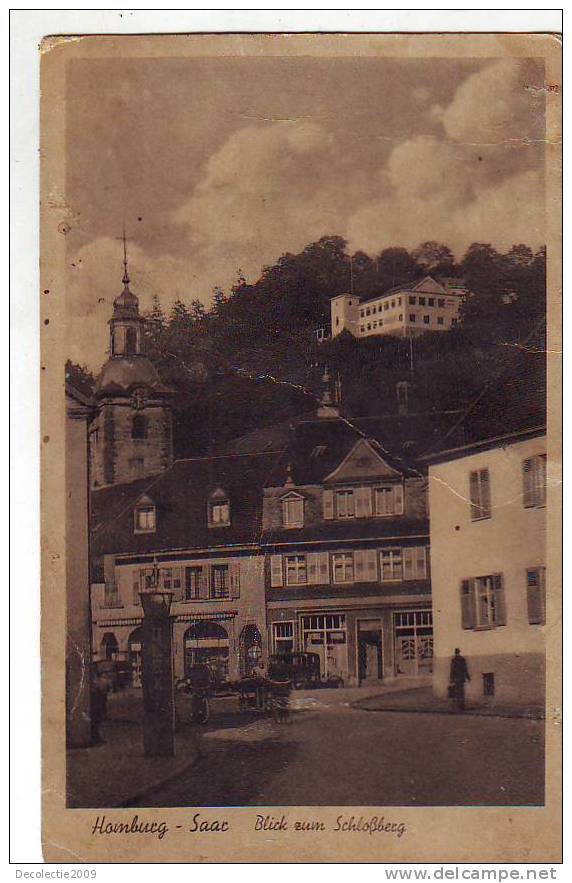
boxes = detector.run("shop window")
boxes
[460,575,506,629]
[332,552,354,583]
[523,455,547,508]
[469,468,491,520]
[273,621,294,654]
[526,567,546,624]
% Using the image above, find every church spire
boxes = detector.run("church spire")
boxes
[122,222,130,286]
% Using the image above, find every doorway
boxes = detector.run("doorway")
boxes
[358,625,383,683]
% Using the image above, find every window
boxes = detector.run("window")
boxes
[409,296,416,305]
[437,316,444,326]
[360,325,365,332]
[438,298,445,307]
[273,621,294,654]
[384,303,389,311]
[523,455,547,508]
[398,314,403,321]
[367,323,371,331]
[409,314,416,323]
[428,298,435,307]
[134,504,156,533]
[285,555,307,585]
[373,321,378,329]
[380,549,403,581]
[332,552,354,583]
[125,326,138,355]
[360,310,365,318]
[460,575,506,629]
[526,567,546,624]
[131,415,147,439]
[419,297,426,306]
[374,485,404,516]
[391,300,395,308]
[398,297,402,306]
[366,308,371,316]
[372,306,377,314]
[211,564,229,599]
[184,566,205,600]
[160,567,182,592]
[336,489,355,518]
[451,317,458,326]
[423,315,430,324]
[208,489,230,527]
[133,567,155,604]
[282,495,304,528]
[469,468,491,520]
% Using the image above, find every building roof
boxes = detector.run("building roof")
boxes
[357,276,466,306]
[420,348,546,461]
[262,516,429,547]
[91,450,284,563]
[95,355,173,397]
[112,284,141,320]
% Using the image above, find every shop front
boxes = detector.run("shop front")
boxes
[183,620,230,682]
[394,609,433,677]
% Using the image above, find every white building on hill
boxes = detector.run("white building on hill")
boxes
[331,276,466,339]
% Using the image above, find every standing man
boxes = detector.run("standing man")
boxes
[449,648,471,712]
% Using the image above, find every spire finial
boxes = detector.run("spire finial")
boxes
[122,222,130,286]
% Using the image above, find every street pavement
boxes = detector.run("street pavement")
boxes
[126,688,544,808]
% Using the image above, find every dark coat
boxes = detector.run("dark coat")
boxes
[450,654,470,684]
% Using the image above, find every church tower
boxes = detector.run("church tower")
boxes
[90,236,174,488]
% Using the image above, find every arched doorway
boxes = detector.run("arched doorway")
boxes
[239,624,262,676]
[128,626,144,688]
[101,632,119,662]
[184,621,229,683]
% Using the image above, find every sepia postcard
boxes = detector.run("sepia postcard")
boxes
[40,31,562,863]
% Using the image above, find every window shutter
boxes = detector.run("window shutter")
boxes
[172,567,183,602]
[198,568,209,600]
[415,547,427,579]
[393,483,404,514]
[480,469,491,518]
[323,489,334,520]
[522,459,534,507]
[537,455,547,507]
[355,487,372,518]
[306,552,320,585]
[493,573,506,626]
[469,471,480,518]
[403,548,414,580]
[363,549,378,582]
[317,551,330,584]
[270,554,283,588]
[230,561,241,599]
[527,568,545,625]
[354,549,365,581]
[133,571,141,605]
[460,579,476,629]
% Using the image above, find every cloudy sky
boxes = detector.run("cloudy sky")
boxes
[64,54,545,369]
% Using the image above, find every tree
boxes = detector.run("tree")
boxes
[374,247,421,292]
[65,360,95,397]
[190,299,206,322]
[412,241,456,275]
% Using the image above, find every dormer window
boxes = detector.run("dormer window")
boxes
[208,488,230,527]
[134,498,156,533]
[281,492,304,528]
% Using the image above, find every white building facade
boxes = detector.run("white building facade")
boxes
[426,429,547,706]
[331,276,465,340]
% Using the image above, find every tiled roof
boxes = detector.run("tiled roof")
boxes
[262,516,429,546]
[91,451,284,561]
